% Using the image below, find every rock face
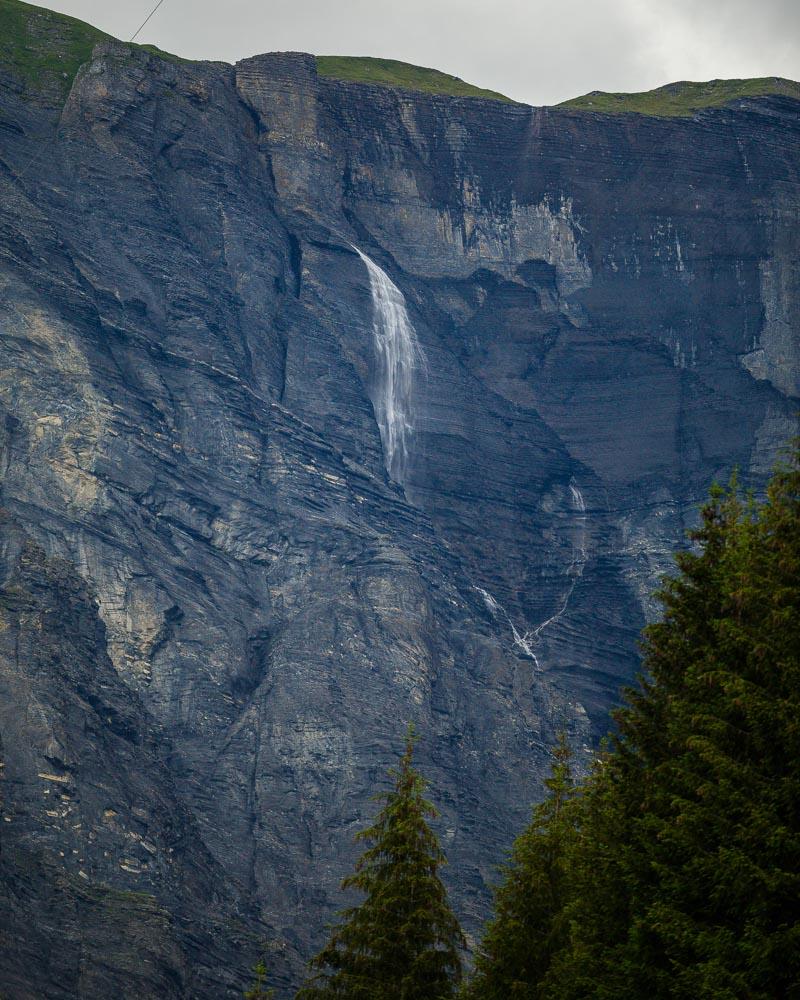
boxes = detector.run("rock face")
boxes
[0,41,798,998]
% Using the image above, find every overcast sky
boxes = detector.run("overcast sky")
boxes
[45,0,800,106]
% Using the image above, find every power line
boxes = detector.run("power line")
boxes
[11,0,172,185]
[130,0,170,43]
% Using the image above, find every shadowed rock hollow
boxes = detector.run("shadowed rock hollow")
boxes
[0,31,798,998]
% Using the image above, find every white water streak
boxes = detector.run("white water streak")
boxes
[529,481,588,641]
[569,482,586,513]
[475,481,589,663]
[475,587,540,667]
[353,247,425,483]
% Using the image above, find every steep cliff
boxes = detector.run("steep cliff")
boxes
[0,10,798,996]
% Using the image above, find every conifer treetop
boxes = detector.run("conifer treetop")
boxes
[296,724,465,1000]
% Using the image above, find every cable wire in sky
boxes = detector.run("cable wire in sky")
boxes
[130,0,170,43]
[13,0,172,185]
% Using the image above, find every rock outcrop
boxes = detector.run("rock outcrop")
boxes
[0,35,798,997]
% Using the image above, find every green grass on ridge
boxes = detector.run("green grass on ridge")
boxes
[3,0,796,116]
[0,0,108,95]
[316,55,514,102]
[558,77,800,116]
[0,0,186,98]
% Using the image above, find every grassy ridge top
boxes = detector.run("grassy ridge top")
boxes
[0,0,185,97]
[3,0,797,114]
[558,77,800,116]
[316,55,514,103]
[0,0,108,94]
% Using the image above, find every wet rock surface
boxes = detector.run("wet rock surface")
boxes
[0,42,798,997]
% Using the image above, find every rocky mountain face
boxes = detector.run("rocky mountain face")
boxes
[0,37,798,998]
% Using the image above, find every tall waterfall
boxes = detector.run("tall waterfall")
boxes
[353,247,424,483]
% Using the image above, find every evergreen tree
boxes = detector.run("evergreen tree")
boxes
[465,733,576,1000]
[548,445,800,999]
[296,726,465,1000]
[245,957,275,1000]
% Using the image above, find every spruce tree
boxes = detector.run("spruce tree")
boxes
[296,726,465,1000]
[628,450,800,999]
[245,958,275,999]
[548,445,800,999]
[465,733,576,1000]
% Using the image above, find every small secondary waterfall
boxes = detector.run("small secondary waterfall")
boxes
[353,246,424,483]
[475,481,589,664]
[475,586,540,666]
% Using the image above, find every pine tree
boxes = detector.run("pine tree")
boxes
[465,733,576,1000]
[296,726,465,1000]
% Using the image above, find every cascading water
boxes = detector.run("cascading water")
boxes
[475,586,540,666]
[353,246,424,483]
[475,481,589,663]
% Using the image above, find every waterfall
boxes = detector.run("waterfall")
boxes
[353,247,424,483]
[530,479,589,639]
[474,586,539,666]
[475,481,589,663]
[568,482,586,513]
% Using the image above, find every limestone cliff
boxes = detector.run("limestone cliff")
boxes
[0,29,798,998]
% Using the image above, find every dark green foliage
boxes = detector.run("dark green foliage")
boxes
[545,445,800,999]
[465,734,576,1000]
[469,444,800,999]
[296,726,465,1000]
